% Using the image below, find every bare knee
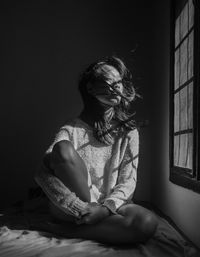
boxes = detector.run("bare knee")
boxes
[121,206,158,243]
[46,140,76,171]
[52,140,76,164]
[133,211,158,242]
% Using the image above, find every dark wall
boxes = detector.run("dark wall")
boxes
[0,0,156,208]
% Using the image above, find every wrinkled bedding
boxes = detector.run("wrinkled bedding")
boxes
[0,201,199,257]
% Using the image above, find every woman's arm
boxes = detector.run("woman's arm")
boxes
[103,129,139,213]
[35,161,88,218]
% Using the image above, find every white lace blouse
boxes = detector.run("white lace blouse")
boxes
[35,118,139,218]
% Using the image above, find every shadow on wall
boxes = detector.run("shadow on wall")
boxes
[0,0,156,209]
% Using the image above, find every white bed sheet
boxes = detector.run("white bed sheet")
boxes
[0,212,199,257]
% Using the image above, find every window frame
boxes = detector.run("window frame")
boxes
[169,0,200,193]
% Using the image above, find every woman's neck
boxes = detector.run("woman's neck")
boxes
[79,106,114,127]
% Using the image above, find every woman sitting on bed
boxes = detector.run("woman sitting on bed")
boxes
[35,56,158,245]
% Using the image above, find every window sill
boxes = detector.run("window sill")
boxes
[170,170,200,194]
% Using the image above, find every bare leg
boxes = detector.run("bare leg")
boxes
[40,203,158,245]
[47,140,91,202]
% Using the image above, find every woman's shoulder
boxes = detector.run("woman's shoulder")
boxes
[61,117,92,132]
[124,128,139,147]
[125,127,139,139]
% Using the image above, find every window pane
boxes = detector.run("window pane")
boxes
[189,0,194,30]
[188,82,193,129]
[180,38,188,86]
[180,38,188,85]
[186,133,193,169]
[174,133,193,169]
[180,1,188,41]
[180,87,188,130]
[174,92,180,132]
[188,30,194,79]
[175,17,180,47]
[174,135,180,166]
[174,49,180,90]
[179,133,188,167]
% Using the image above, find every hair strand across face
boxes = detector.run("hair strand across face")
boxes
[79,56,139,145]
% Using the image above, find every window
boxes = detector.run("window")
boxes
[170,0,200,193]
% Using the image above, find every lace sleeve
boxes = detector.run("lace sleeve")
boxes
[35,164,88,218]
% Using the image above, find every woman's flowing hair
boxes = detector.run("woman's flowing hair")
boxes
[78,56,139,145]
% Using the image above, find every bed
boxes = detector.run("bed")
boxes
[0,198,199,257]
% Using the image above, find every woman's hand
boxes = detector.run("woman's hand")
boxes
[76,202,110,225]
